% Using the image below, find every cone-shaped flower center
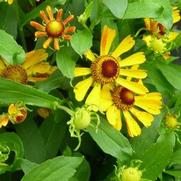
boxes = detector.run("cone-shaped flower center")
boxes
[2,65,28,84]
[112,86,135,110]
[46,20,64,37]
[91,56,120,84]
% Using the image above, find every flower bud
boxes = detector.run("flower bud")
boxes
[73,108,91,130]
[165,114,180,129]
[150,38,166,53]
[0,114,9,128]
[37,108,51,119]
[121,167,142,181]
[0,145,10,163]
[8,103,27,124]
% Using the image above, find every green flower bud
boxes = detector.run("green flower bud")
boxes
[121,167,142,181]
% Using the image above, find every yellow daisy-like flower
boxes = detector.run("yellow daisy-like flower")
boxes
[30,6,76,50]
[143,7,180,55]
[103,85,162,137]
[74,25,148,110]
[0,49,56,84]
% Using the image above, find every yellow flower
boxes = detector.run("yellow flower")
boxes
[165,114,180,129]
[74,26,148,110]
[0,114,9,128]
[143,7,180,56]
[103,84,162,137]
[121,167,142,181]
[0,49,56,83]
[30,6,76,50]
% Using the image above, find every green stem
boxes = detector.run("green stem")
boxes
[57,104,74,116]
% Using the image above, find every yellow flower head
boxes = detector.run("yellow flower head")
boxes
[165,114,180,129]
[74,26,148,110]
[104,84,162,137]
[8,103,28,124]
[0,49,56,83]
[30,6,76,50]
[121,167,142,181]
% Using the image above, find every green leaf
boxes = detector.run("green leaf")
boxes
[70,29,92,57]
[0,77,61,110]
[164,170,181,179]
[102,0,128,18]
[0,4,17,38]
[170,149,181,165]
[16,118,46,163]
[0,30,25,64]
[21,156,83,181]
[156,62,181,91]
[87,118,132,160]
[56,48,76,79]
[141,132,175,180]
[124,1,161,19]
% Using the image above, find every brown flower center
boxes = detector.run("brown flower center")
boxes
[91,56,120,84]
[112,86,135,110]
[46,20,64,37]
[150,20,166,37]
[2,65,28,84]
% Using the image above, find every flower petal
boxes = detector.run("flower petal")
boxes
[99,84,113,112]
[111,35,135,58]
[22,49,48,69]
[100,25,116,56]
[46,6,54,20]
[74,67,91,77]
[172,7,181,24]
[106,105,122,130]
[116,77,149,94]
[119,69,147,79]
[130,107,154,127]
[43,37,53,49]
[123,110,141,137]
[74,77,93,101]
[119,52,146,67]
[166,32,179,42]
[0,58,6,74]
[84,50,96,61]
[86,83,101,110]
[144,18,151,30]
[142,35,152,47]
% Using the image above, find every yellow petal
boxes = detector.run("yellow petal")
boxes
[84,50,96,61]
[166,32,179,42]
[26,62,50,75]
[86,83,101,109]
[100,25,116,56]
[134,93,162,115]
[74,67,91,77]
[144,18,151,30]
[74,77,93,101]
[142,35,152,47]
[99,84,113,112]
[0,114,9,128]
[106,105,122,130]
[46,6,54,20]
[116,78,149,95]
[7,0,13,4]
[130,107,154,127]
[43,37,53,49]
[0,58,6,74]
[119,52,146,67]
[172,7,181,24]
[123,110,141,137]
[23,49,48,69]
[119,69,147,79]
[111,35,135,58]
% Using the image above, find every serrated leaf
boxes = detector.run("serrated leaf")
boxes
[87,118,132,160]
[21,156,83,181]
[70,29,92,57]
[102,0,128,18]
[0,77,61,110]
[0,30,25,64]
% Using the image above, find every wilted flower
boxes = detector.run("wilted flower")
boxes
[30,6,76,50]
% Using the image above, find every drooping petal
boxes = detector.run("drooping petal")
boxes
[43,37,53,49]
[116,77,149,95]
[119,52,146,67]
[74,67,91,77]
[119,69,147,79]
[86,83,101,110]
[100,25,116,56]
[111,35,135,58]
[84,50,96,61]
[123,110,141,137]
[74,77,93,101]
[22,49,48,69]
[99,84,113,112]
[54,38,60,50]
[30,21,46,31]
[130,107,154,127]
[106,105,122,130]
